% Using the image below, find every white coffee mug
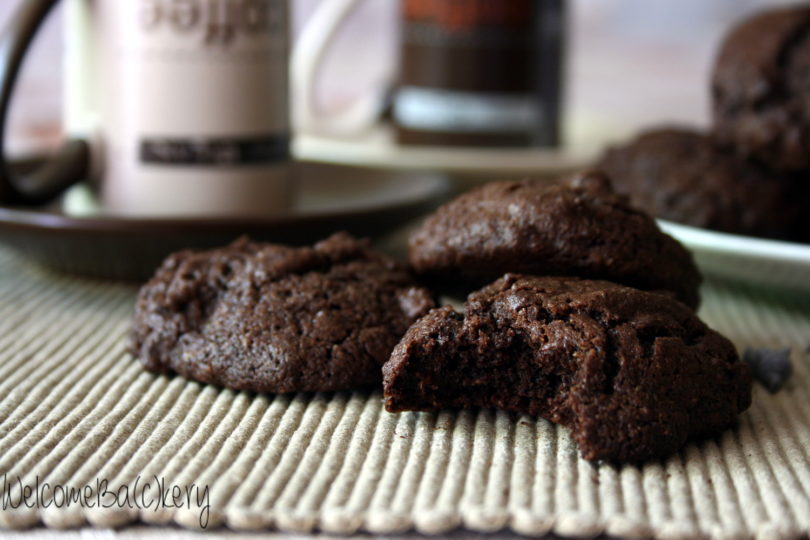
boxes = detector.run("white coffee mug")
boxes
[0,0,292,217]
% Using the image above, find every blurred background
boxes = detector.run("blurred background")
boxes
[0,0,800,156]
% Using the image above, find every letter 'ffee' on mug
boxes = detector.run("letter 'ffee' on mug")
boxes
[0,0,292,217]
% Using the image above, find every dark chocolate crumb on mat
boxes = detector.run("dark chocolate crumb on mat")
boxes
[743,347,793,393]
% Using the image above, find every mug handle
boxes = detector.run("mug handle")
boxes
[292,0,388,136]
[0,0,88,205]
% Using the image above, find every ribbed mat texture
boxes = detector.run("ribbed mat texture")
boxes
[0,246,809,539]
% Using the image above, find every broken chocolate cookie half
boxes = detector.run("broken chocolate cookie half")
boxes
[383,274,752,463]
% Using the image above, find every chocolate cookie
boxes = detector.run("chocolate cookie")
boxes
[409,171,702,309]
[130,233,435,393]
[597,128,810,242]
[712,6,810,171]
[383,274,752,463]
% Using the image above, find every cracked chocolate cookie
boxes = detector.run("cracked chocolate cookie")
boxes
[712,6,810,171]
[383,274,752,463]
[130,233,435,393]
[408,171,702,309]
[597,128,810,242]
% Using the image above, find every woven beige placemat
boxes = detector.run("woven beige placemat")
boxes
[0,245,808,539]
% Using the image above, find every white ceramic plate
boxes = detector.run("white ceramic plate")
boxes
[292,125,591,179]
[658,219,810,294]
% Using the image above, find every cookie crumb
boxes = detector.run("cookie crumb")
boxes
[743,347,793,393]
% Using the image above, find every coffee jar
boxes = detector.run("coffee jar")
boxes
[393,0,565,148]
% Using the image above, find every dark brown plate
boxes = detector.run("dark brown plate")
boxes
[0,161,450,281]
